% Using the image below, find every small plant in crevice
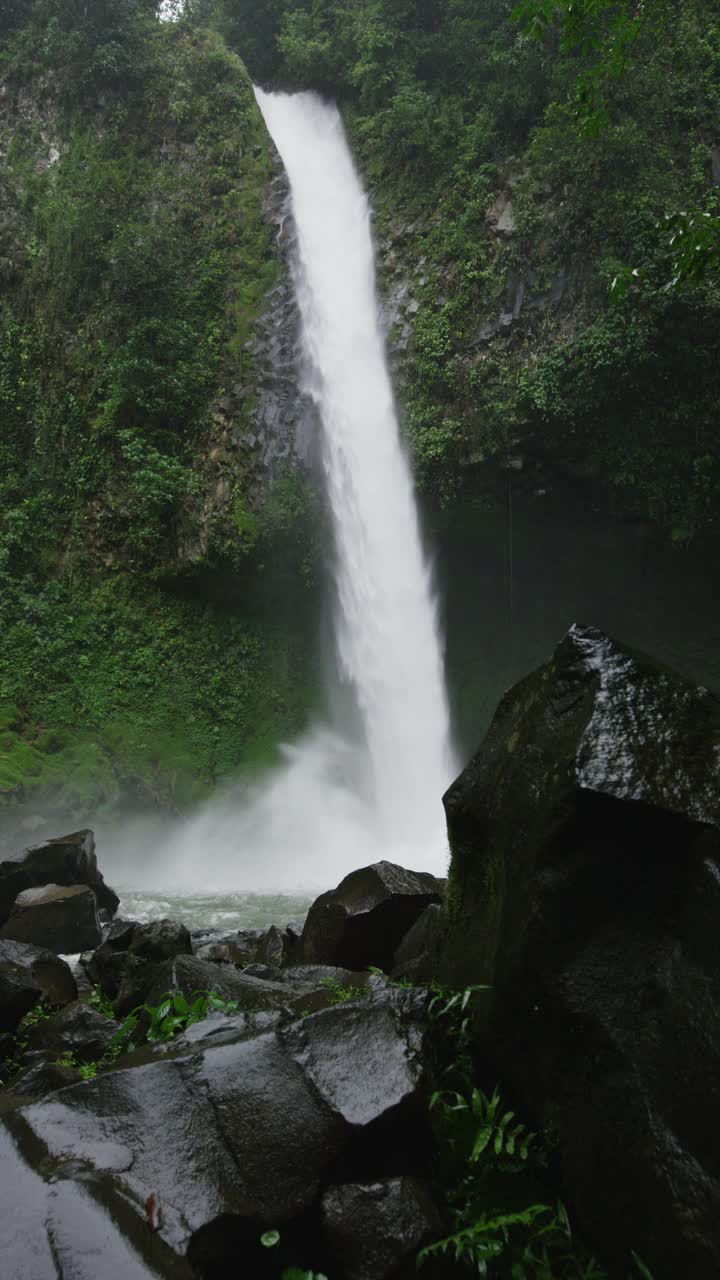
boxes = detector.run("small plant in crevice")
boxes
[111,990,242,1055]
[419,985,643,1278]
[88,984,116,1019]
[317,976,366,1004]
[260,1228,328,1280]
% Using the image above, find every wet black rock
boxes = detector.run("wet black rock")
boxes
[443,624,720,1279]
[24,1000,121,1065]
[0,830,118,927]
[0,997,430,1277]
[128,919,192,962]
[301,861,445,971]
[1,884,101,954]
[392,903,442,983]
[116,953,298,1019]
[321,1178,444,1280]
[8,1054,81,1100]
[0,940,77,1007]
[0,962,41,1034]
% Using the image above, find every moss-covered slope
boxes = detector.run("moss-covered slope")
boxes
[0,2,318,820]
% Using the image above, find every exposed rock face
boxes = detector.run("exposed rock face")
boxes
[0,830,118,926]
[1,996,430,1278]
[321,1178,444,1280]
[0,961,40,1034]
[24,1001,120,1065]
[127,919,193,962]
[443,624,720,1279]
[392,903,442,983]
[1,883,101,953]
[301,861,445,971]
[0,940,76,1007]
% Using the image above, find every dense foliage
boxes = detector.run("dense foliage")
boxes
[0,1,319,816]
[219,0,720,530]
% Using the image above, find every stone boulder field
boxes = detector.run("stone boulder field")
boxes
[1,625,719,1278]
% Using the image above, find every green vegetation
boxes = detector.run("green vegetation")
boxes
[219,0,720,532]
[0,1,320,817]
[422,985,653,1277]
[317,974,366,1003]
[112,988,242,1052]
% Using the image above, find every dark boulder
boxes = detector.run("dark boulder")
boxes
[301,861,444,971]
[0,963,40,1034]
[0,940,76,1007]
[192,927,264,966]
[321,1178,444,1279]
[255,923,286,967]
[83,941,133,1001]
[8,1054,81,1100]
[115,954,298,1018]
[443,624,720,1279]
[392,903,442,983]
[0,830,118,927]
[104,918,138,950]
[128,919,192,962]
[1,996,430,1277]
[1,884,101,953]
[24,1001,121,1065]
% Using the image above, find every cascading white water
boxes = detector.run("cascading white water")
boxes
[256,88,455,843]
[104,90,456,896]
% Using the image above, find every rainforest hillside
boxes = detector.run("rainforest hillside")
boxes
[1,0,719,824]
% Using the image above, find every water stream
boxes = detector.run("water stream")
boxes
[105,90,456,915]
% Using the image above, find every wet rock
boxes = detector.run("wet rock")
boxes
[280,995,427,1127]
[0,829,118,927]
[321,1178,444,1279]
[24,1001,120,1065]
[115,953,297,1018]
[255,923,286,967]
[1,997,430,1275]
[9,1054,81,1100]
[0,1120,177,1278]
[0,940,76,1007]
[1,884,101,954]
[443,624,720,1279]
[301,861,445,971]
[192,927,264,966]
[103,918,138,950]
[128,918,192,962]
[83,941,133,1001]
[392,903,442,983]
[0,963,40,1034]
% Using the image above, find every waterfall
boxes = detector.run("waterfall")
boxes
[110,91,456,894]
[256,88,455,844]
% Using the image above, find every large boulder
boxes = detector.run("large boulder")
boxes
[392,903,442,983]
[128,919,192,962]
[321,1178,444,1280]
[0,995,431,1278]
[1,884,101,954]
[115,953,318,1019]
[24,1001,121,1065]
[442,624,720,1279]
[0,963,40,1034]
[301,861,444,971]
[0,940,77,1007]
[0,830,118,927]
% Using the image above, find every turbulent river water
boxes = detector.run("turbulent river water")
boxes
[105,90,456,924]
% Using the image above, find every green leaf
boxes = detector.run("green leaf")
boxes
[260,1229,280,1248]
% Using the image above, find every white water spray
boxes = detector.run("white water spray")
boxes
[105,91,455,895]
